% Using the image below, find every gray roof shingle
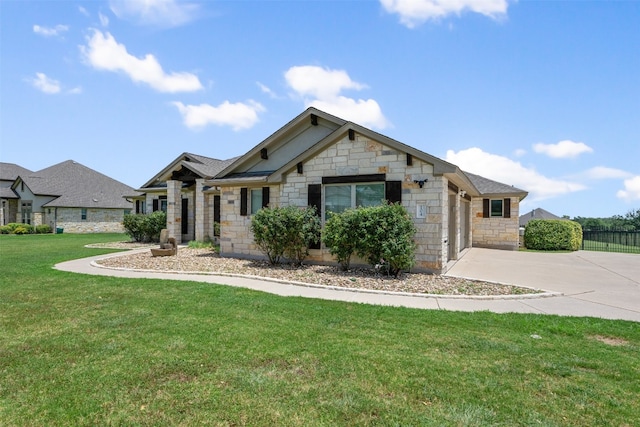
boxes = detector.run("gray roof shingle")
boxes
[15,160,135,209]
[0,162,33,181]
[464,172,528,198]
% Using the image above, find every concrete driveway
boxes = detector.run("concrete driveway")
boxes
[445,248,640,322]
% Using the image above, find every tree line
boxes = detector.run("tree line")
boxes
[571,208,640,231]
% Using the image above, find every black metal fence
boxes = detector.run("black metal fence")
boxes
[582,227,640,254]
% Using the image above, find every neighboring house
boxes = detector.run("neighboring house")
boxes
[2,160,135,233]
[130,153,238,242]
[519,208,563,227]
[0,163,33,225]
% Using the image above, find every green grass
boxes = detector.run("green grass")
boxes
[582,239,640,254]
[1,234,639,426]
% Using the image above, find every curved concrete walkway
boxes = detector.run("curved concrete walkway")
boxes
[54,248,640,322]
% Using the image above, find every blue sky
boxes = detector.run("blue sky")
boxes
[1,0,639,218]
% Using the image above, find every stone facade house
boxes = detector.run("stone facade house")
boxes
[200,108,527,273]
[0,163,33,226]
[0,160,135,233]
[130,153,237,243]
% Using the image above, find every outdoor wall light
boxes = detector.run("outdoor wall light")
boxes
[414,179,428,188]
[459,190,467,197]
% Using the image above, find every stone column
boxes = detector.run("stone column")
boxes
[166,180,182,244]
[195,179,206,242]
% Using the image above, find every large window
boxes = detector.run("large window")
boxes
[325,183,385,217]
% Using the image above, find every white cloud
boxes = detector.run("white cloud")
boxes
[30,73,61,94]
[99,12,110,27]
[514,148,527,157]
[257,82,278,99]
[446,147,587,201]
[583,166,633,180]
[284,65,389,129]
[80,30,203,93]
[617,176,640,202]
[78,6,90,17]
[172,100,265,131]
[533,140,593,159]
[109,0,199,27]
[33,24,69,37]
[380,0,509,28]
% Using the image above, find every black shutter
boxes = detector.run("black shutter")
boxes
[213,195,220,225]
[240,188,248,216]
[181,198,188,235]
[308,184,322,249]
[262,187,270,208]
[503,198,511,218]
[483,199,490,218]
[152,199,159,212]
[385,181,402,204]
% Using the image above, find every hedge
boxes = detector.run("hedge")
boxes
[524,219,582,251]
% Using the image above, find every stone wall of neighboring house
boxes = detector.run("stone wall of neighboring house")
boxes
[220,134,464,272]
[471,197,520,250]
[50,207,127,233]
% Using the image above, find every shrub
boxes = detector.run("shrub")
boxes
[13,225,30,235]
[123,211,167,242]
[524,219,582,251]
[35,224,52,234]
[0,225,10,234]
[355,203,417,278]
[322,208,361,271]
[323,203,417,277]
[250,206,320,266]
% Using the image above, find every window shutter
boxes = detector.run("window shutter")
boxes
[213,195,220,225]
[262,186,270,208]
[181,198,188,235]
[385,181,402,204]
[240,188,248,216]
[308,184,322,249]
[483,198,490,218]
[152,199,159,212]
[503,198,511,218]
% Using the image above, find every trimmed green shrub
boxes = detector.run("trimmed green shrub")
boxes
[35,224,52,234]
[524,219,582,251]
[13,225,31,235]
[323,203,417,277]
[123,211,167,242]
[250,206,320,266]
[0,225,10,234]
[322,208,361,271]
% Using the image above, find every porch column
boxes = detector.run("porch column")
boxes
[195,179,206,241]
[166,180,182,244]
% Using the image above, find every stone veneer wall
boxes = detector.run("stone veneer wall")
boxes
[471,197,520,250]
[220,133,455,272]
[50,207,126,233]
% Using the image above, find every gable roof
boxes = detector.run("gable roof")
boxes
[464,172,528,200]
[0,162,33,181]
[519,208,563,226]
[139,152,239,190]
[13,160,134,209]
[212,107,483,194]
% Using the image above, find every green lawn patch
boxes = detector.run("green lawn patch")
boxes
[1,234,639,426]
[582,239,640,254]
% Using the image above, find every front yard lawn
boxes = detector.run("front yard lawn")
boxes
[1,234,638,426]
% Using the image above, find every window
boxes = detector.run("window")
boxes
[483,198,511,218]
[490,199,503,217]
[81,208,87,220]
[124,209,131,215]
[325,183,385,218]
[21,201,32,225]
[250,189,262,215]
